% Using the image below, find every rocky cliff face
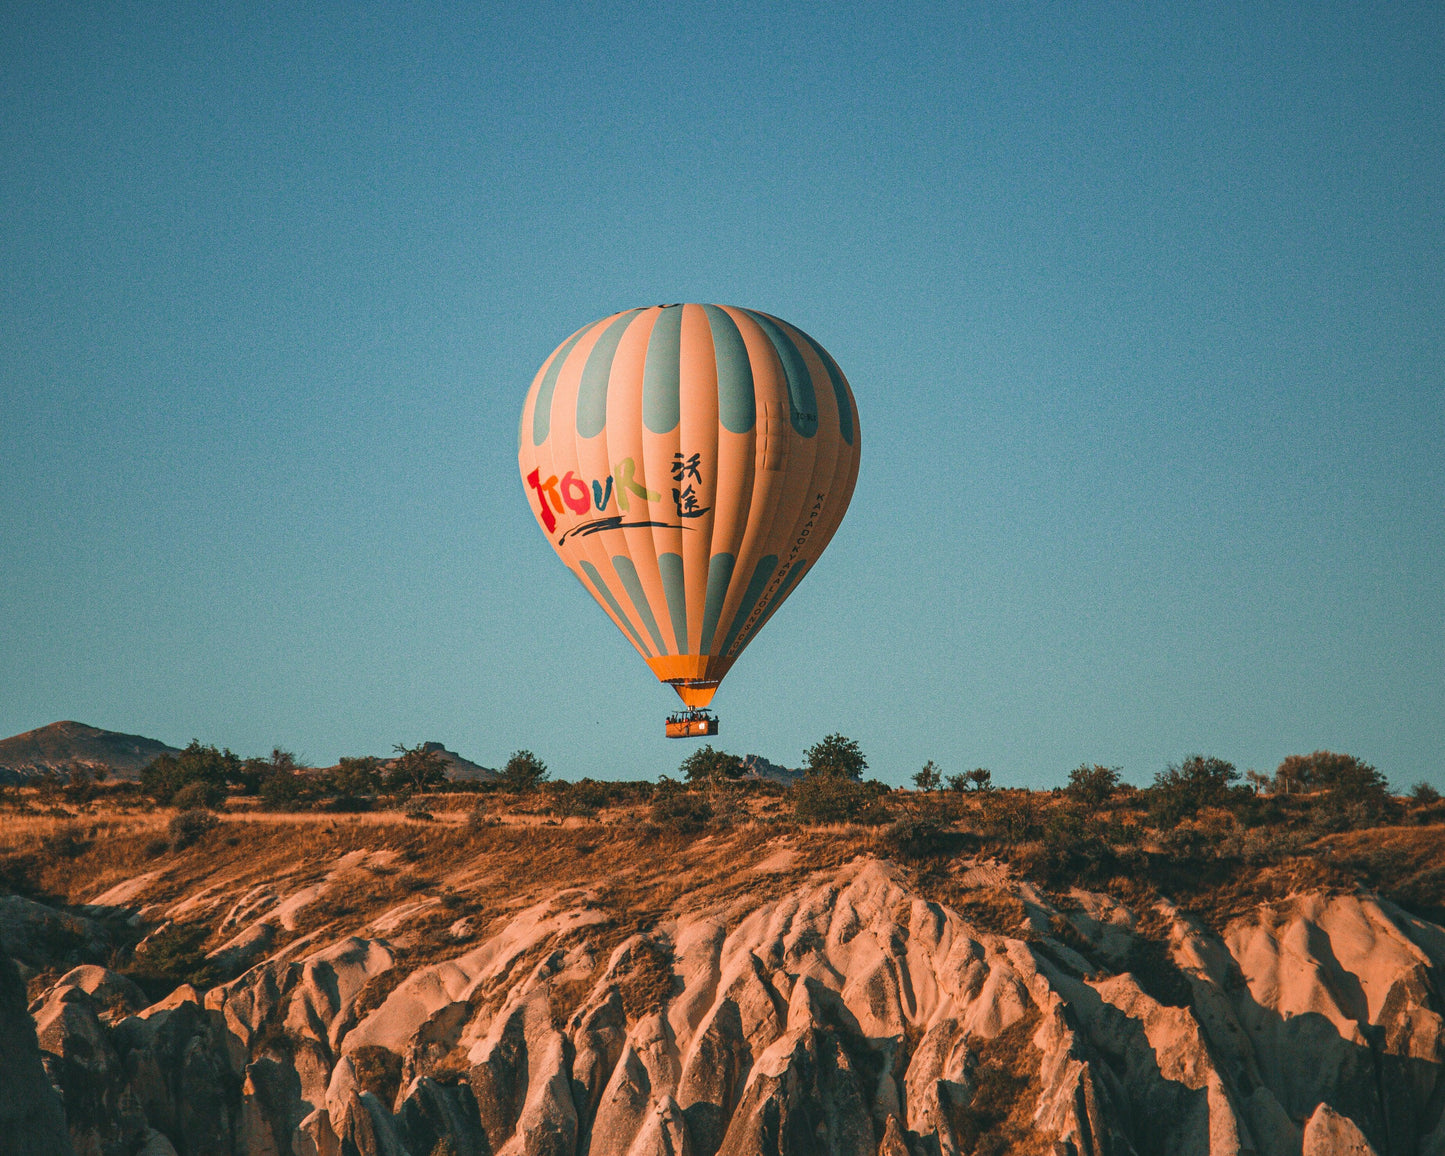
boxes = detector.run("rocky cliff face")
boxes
[7,841,1445,1155]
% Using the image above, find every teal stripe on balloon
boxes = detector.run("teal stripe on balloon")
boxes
[794,329,854,446]
[742,311,817,438]
[738,559,808,650]
[578,561,652,657]
[720,554,779,657]
[642,305,684,434]
[612,555,667,655]
[702,305,755,434]
[658,552,689,654]
[532,325,593,447]
[699,552,735,653]
[576,309,643,439]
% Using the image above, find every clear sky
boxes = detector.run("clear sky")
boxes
[3,3,1441,789]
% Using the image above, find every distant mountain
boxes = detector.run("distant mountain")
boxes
[741,754,803,785]
[355,741,497,783]
[0,721,180,783]
[416,742,498,783]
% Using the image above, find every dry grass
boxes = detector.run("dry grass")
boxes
[957,1008,1051,1156]
[6,794,1443,979]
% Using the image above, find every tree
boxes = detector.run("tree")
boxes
[1066,764,1120,808]
[803,734,867,781]
[141,740,240,805]
[947,767,993,792]
[259,749,307,810]
[1275,751,1389,804]
[501,750,549,793]
[387,744,448,795]
[680,745,745,784]
[1411,781,1441,805]
[1149,755,1240,825]
[329,756,382,796]
[912,761,941,792]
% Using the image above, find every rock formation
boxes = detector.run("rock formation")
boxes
[7,848,1445,1154]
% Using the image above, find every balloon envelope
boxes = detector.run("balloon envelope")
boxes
[518,304,860,707]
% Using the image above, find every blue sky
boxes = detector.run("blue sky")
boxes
[3,3,1441,788]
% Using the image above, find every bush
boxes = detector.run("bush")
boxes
[947,768,994,792]
[350,1044,403,1109]
[649,782,713,833]
[1275,750,1388,799]
[1411,782,1441,805]
[141,740,241,805]
[979,790,1039,845]
[1148,755,1243,826]
[1066,764,1120,808]
[680,745,744,784]
[547,778,613,819]
[328,756,382,796]
[912,761,942,791]
[127,922,218,991]
[1276,751,1393,826]
[1030,807,1117,884]
[802,734,867,781]
[168,808,218,849]
[171,780,223,811]
[387,743,447,795]
[792,775,889,824]
[880,814,948,858]
[41,823,89,859]
[63,764,97,805]
[500,750,549,793]
[259,768,304,811]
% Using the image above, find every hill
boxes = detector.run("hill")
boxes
[0,721,179,783]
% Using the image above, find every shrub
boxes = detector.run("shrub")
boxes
[881,814,948,859]
[912,761,942,791]
[1279,751,1393,825]
[802,734,867,781]
[1411,782,1441,805]
[140,740,240,805]
[350,1045,403,1109]
[948,768,994,792]
[979,790,1039,845]
[680,745,744,783]
[615,939,675,1020]
[1029,808,1117,884]
[40,823,89,859]
[127,922,218,991]
[1148,755,1243,826]
[171,780,223,811]
[329,756,382,796]
[259,768,304,811]
[387,743,447,795]
[403,800,434,821]
[1275,750,1387,797]
[547,778,612,818]
[792,774,888,824]
[1066,764,1120,808]
[168,808,218,849]
[500,750,549,793]
[63,764,97,805]
[649,782,713,833]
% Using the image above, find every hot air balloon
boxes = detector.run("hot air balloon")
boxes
[518,304,860,736]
